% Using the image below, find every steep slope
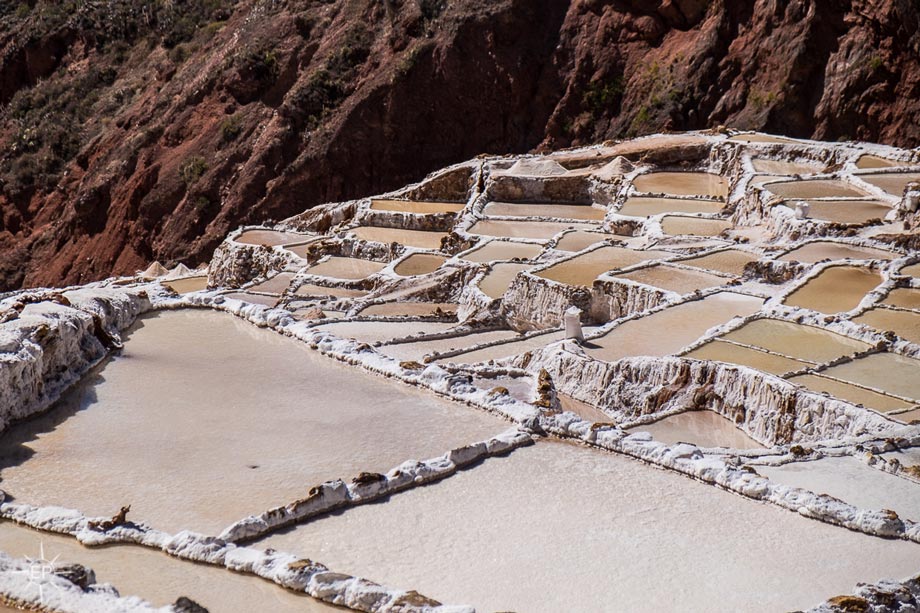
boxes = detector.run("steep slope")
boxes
[0,0,918,291]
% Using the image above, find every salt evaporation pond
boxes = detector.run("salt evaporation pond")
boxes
[779,241,895,263]
[728,133,800,144]
[632,172,728,197]
[676,249,757,275]
[901,263,920,278]
[255,441,920,613]
[222,292,278,307]
[314,320,455,344]
[660,216,731,237]
[369,199,464,214]
[630,411,763,449]
[0,523,335,612]
[478,263,532,299]
[459,240,544,262]
[482,202,606,221]
[392,253,446,276]
[350,226,446,249]
[751,158,821,175]
[611,263,729,294]
[358,302,457,317]
[884,287,920,310]
[759,457,920,522]
[783,265,880,313]
[783,199,893,224]
[766,179,868,199]
[585,292,764,362]
[163,276,208,295]
[855,307,920,344]
[235,230,312,246]
[684,340,808,376]
[378,329,520,362]
[248,272,297,294]
[553,230,611,252]
[821,352,920,402]
[859,172,920,196]
[467,220,595,240]
[720,319,869,363]
[437,330,566,364]
[0,311,504,535]
[788,374,911,413]
[617,197,724,217]
[856,154,902,169]
[294,284,367,298]
[306,256,387,280]
[536,246,669,286]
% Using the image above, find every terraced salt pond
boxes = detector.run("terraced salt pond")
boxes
[632,172,728,197]
[0,523,335,612]
[611,263,729,294]
[294,284,368,298]
[222,292,278,307]
[350,226,447,249]
[660,215,731,237]
[617,197,724,217]
[377,329,520,362]
[788,374,912,413]
[306,256,387,280]
[314,320,455,344]
[821,352,920,402]
[482,202,606,221]
[468,220,595,240]
[435,330,568,364]
[535,246,669,286]
[759,457,920,522]
[248,272,297,294]
[856,154,903,169]
[459,240,544,262]
[766,179,869,199]
[235,230,313,246]
[393,253,447,276]
[859,172,920,196]
[630,411,763,449]
[779,241,895,263]
[854,307,920,343]
[720,319,869,363]
[751,158,821,175]
[163,276,208,294]
[884,287,920,310]
[676,249,758,275]
[0,311,504,535]
[585,292,764,362]
[358,302,457,317]
[553,230,612,252]
[369,199,465,214]
[255,441,920,612]
[684,340,808,376]
[783,266,881,313]
[478,263,532,299]
[782,199,893,224]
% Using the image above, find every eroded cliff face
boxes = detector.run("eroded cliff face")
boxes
[1,0,918,291]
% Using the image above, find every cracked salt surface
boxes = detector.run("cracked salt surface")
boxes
[256,440,920,613]
[0,310,505,535]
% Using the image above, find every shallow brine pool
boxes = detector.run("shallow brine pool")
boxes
[0,311,505,535]
[782,266,881,314]
[629,410,764,449]
[254,441,920,613]
[778,241,895,264]
[0,522,336,612]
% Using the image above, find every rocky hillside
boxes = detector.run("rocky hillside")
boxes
[1,0,918,290]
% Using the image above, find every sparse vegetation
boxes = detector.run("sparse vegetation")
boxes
[219,114,243,144]
[582,76,625,114]
[180,156,208,186]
